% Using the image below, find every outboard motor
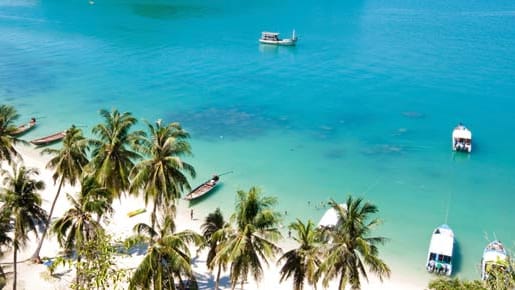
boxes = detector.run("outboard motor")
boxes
[427,261,435,272]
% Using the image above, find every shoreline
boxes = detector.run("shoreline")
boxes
[1,144,427,289]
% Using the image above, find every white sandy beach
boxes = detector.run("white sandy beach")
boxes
[0,144,427,290]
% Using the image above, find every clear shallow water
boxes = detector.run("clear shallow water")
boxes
[2,0,515,282]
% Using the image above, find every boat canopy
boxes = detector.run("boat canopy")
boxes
[429,225,454,257]
[484,251,508,264]
[318,204,346,227]
[452,126,472,140]
[262,32,279,36]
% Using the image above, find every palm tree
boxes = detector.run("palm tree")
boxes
[0,206,13,287]
[0,104,22,163]
[130,119,195,231]
[128,214,203,290]
[278,219,324,290]
[32,125,90,262]
[0,165,48,290]
[52,177,111,288]
[201,208,230,290]
[52,177,111,253]
[87,108,143,201]
[317,197,391,290]
[215,186,282,290]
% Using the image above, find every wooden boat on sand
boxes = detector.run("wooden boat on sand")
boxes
[13,118,37,135]
[184,175,220,201]
[30,131,66,146]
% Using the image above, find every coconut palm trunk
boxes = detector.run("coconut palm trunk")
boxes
[151,201,158,236]
[215,266,221,290]
[31,178,64,261]
[12,242,17,290]
[31,125,89,261]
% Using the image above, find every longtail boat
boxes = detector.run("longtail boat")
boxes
[30,131,66,146]
[184,175,220,201]
[13,118,37,135]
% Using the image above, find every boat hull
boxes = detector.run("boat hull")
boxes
[258,39,297,46]
[30,131,66,146]
[13,124,36,135]
[184,176,219,201]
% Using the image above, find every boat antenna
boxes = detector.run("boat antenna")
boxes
[292,29,296,40]
[444,191,452,224]
[217,170,234,176]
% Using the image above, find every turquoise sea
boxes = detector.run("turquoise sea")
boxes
[2,0,515,284]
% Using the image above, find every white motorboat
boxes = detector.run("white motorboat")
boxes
[452,123,472,153]
[481,240,510,281]
[259,30,297,46]
[426,224,454,276]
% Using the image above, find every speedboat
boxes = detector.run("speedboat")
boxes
[426,224,454,276]
[481,240,510,281]
[259,30,297,46]
[452,123,472,153]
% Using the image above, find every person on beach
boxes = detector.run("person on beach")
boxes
[190,209,194,220]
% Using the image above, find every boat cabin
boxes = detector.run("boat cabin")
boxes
[261,32,280,41]
[452,124,472,153]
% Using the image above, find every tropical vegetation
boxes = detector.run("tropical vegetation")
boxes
[0,105,401,290]
[129,119,195,232]
[127,211,203,290]
[201,208,230,290]
[32,125,90,261]
[214,186,283,289]
[317,198,391,290]
[0,104,22,163]
[0,165,47,290]
[87,108,143,202]
[278,219,323,290]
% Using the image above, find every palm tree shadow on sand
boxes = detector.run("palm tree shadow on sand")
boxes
[191,256,231,290]
[126,243,148,256]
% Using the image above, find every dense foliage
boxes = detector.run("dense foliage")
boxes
[0,105,394,290]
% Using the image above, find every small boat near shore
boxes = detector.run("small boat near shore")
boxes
[13,117,37,135]
[318,203,346,228]
[452,123,472,153]
[481,240,510,281]
[259,30,297,46]
[184,175,220,201]
[426,224,454,276]
[30,131,66,146]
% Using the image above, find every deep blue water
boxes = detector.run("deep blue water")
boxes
[2,0,515,283]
